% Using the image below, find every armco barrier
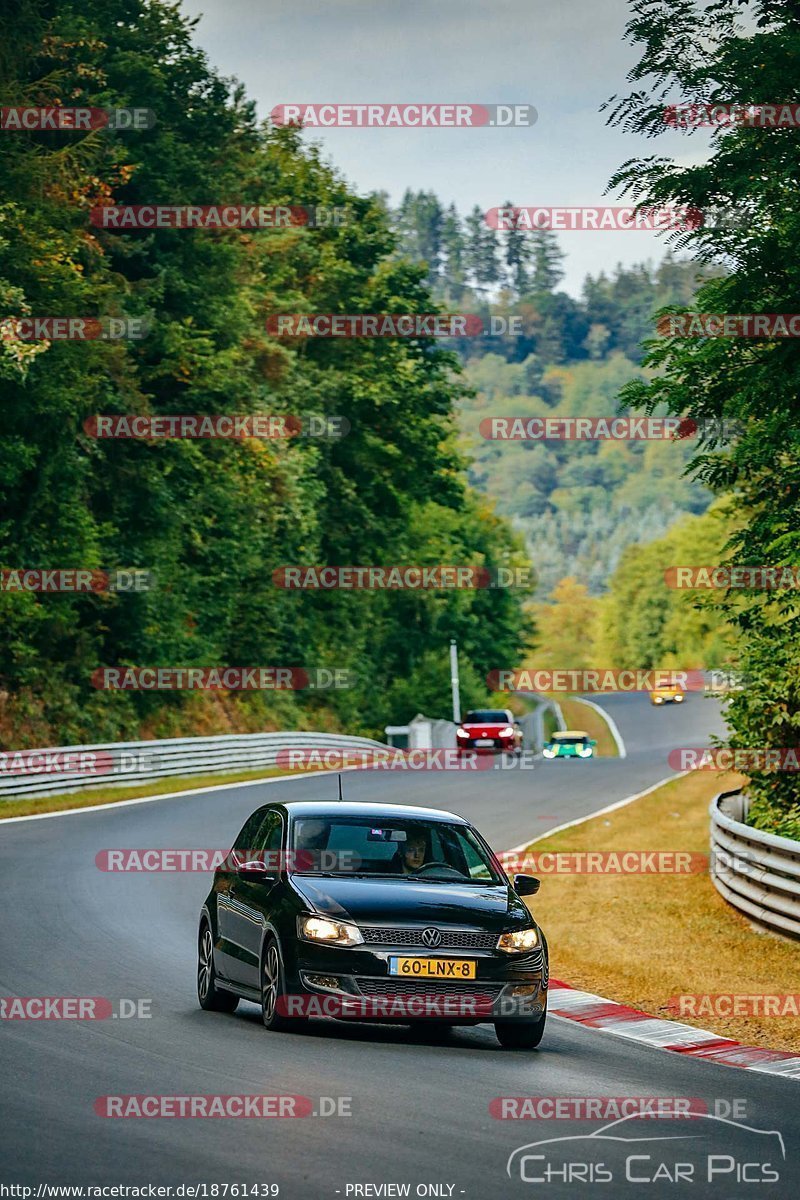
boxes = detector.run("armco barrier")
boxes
[710,788,800,940]
[0,731,389,801]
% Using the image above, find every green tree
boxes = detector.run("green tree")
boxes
[0,0,533,747]
[606,0,800,828]
[464,204,501,296]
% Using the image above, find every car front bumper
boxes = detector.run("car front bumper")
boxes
[283,941,547,1022]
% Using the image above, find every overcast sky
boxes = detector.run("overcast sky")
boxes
[180,0,710,295]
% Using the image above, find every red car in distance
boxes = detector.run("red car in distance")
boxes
[456,708,523,756]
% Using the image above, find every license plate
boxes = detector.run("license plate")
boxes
[475,738,494,747]
[388,957,476,979]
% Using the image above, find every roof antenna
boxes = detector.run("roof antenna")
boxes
[337,772,344,802]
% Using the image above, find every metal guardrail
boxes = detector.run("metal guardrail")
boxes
[0,731,389,801]
[710,788,800,940]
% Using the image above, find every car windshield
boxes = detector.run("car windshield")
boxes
[290,817,505,883]
[553,735,588,745]
[464,710,508,723]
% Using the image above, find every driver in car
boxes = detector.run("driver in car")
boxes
[398,828,428,874]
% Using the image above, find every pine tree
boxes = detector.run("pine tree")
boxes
[502,202,532,296]
[464,205,501,296]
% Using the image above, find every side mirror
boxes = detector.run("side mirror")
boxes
[237,860,275,882]
[514,874,540,896]
[590,739,597,747]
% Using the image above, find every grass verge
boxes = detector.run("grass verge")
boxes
[525,769,800,1053]
[553,695,619,757]
[0,763,334,820]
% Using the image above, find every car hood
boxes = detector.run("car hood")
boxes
[289,875,530,929]
[462,723,509,734]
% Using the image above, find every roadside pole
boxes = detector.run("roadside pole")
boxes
[450,638,461,725]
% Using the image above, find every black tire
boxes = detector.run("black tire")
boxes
[261,937,305,1032]
[494,1010,546,1049]
[197,923,239,1012]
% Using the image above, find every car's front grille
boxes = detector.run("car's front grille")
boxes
[355,977,505,998]
[360,927,497,950]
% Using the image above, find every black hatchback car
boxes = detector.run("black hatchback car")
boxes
[198,799,548,1048]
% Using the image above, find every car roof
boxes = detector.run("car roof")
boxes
[554,729,589,738]
[263,799,469,823]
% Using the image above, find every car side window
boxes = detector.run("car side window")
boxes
[232,810,268,855]
[254,811,283,853]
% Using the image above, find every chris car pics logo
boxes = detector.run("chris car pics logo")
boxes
[506,1112,784,1186]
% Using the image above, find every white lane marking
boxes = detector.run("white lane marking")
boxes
[0,766,358,826]
[573,695,627,757]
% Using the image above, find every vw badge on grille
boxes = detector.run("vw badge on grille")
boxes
[421,927,442,948]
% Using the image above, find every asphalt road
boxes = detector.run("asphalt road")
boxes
[1,692,797,1197]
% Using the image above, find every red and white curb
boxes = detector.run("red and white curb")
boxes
[508,768,800,1080]
[547,979,800,1079]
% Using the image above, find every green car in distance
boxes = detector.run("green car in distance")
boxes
[542,730,597,760]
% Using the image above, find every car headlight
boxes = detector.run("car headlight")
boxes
[578,746,593,757]
[499,726,514,737]
[542,746,556,758]
[298,915,363,946]
[496,927,540,953]
[456,727,469,739]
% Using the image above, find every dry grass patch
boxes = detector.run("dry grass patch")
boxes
[526,770,800,1053]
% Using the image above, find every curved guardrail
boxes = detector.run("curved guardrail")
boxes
[0,731,389,801]
[710,788,800,940]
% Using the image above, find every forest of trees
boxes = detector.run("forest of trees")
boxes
[388,190,720,363]
[388,194,717,595]
[0,0,532,747]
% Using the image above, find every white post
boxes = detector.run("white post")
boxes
[450,639,461,725]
